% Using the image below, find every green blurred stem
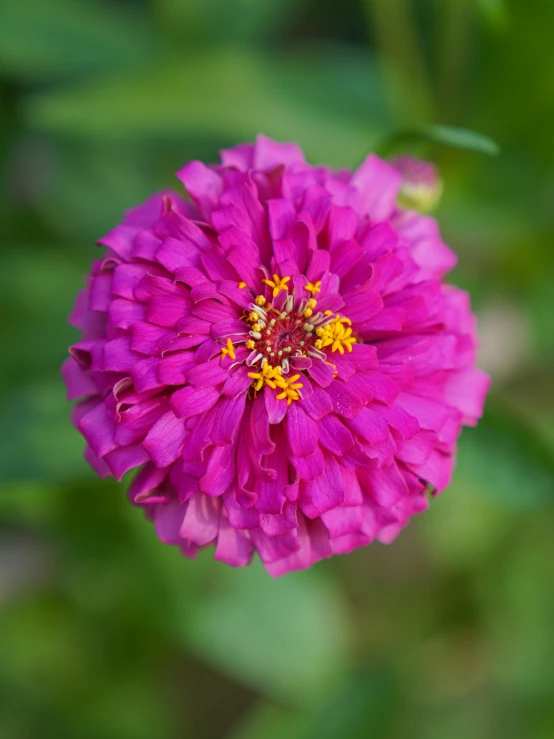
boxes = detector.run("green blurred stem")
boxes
[435,0,477,124]
[364,0,434,124]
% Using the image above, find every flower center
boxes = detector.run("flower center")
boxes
[221,275,357,404]
[245,297,317,369]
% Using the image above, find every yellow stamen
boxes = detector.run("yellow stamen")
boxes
[305,281,321,297]
[247,363,283,392]
[248,311,259,323]
[314,315,357,355]
[255,295,266,306]
[262,273,291,298]
[303,308,313,318]
[307,298,317,310]
[275,373,304,405]
[238,281,247,289]
[245,340,255,350]
[221,337,236,360]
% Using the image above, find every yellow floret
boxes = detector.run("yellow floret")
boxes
[220,337,236,360]
[262,274,291,298]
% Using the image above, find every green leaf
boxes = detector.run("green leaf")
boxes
[0,246,87,391]
[157,0,309,43]
[304,667,395,739]
[379,124,500,157]
[475,0,508,29]
[181,559,350,706]
[23,48,390,168]
[230,667,395,739]
[228,702,312,739]
[0,0,159,82]
[0,379,89,485]
[30,141,162,243]
[456,397,554,508]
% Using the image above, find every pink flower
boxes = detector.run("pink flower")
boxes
[63,135,489,576]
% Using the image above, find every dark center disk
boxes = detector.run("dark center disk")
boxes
[258,311,312,365]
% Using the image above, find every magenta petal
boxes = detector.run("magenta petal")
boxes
[157,352,195,386]
[154,502,185,545]
[307,360,335,388]
[326,379,367,419]
[300,383,333,421]
[84,445,111,477]
[187,360,229,388]
[318,414,354,455]
[220,142,255,170]
[347,407,390,445]
[215,517,253,567]
[177,161,222,217]
[129,463,168,504]
[285,403,319,458]
[170,385,220,419]
[77,401,116,458]
[408,449,454,492]
[263,516,331,576]
[223,366,252,398]
[299,453,345,518]
[260,501,298,536]
[62,357,96,400]
[155,236,201,273]
[358,464,408,509]
[250,528,300,564]
[223,488,260,528]
[169,459,200,502]
[211,394,246,445]
[250,396,276,459]
[146,295,190,328]
[132,357,162,393]
[253,134,306,169]
[444,368,489,423]
[143,410,187,468]
[103,337,141,372]
[131,322,173,355]
[199,444,236,497]
[264,388,288,424]
[290,447,325,481]
[104,443,150,480]
[179,492,220,544]
[350,154,402,222]
[267,198,296,240]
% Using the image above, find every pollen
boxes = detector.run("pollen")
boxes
[305,281,321,297]
[313,315,357,354]
[221,337,236,360]
[248,362,283,391]
[262,273,291,298]
[238,281,247,289]
[275,373,303,405]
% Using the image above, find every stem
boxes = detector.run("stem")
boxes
[364,0,435,125]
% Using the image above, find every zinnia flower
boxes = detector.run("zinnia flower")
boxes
[63,135,489,576]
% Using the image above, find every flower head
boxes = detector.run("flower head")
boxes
[392,155,444,212]
[63,135,489,576]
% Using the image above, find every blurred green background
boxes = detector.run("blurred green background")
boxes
[1,0,554,737]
